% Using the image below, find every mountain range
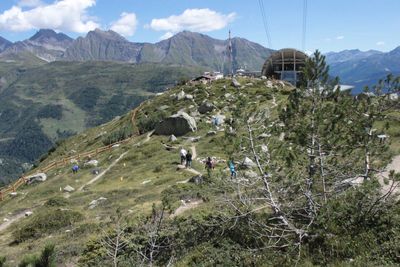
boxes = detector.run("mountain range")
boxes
[326,48,400,91]
[0,29,273,72]
[1,29,399,89]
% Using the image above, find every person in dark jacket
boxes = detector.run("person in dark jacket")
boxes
[186,151,193,168]
[205,157,214,177]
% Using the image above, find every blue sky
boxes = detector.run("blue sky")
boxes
[0,0,399,53]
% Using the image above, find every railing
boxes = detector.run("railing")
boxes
[0,103,143,201]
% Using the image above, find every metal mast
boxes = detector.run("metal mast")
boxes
[228,30,233,76]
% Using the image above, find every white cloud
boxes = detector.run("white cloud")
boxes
[336,35,344,40]
[149,8,236,35]
[110,12,138,37]
[376,41,385,46]
[0,0,99,33]
[159,31,174,40]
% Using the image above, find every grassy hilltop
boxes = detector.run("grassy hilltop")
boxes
[0,72,399,266]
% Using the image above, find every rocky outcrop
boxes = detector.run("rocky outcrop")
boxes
[155,112,197,136]
[26,173,47,184]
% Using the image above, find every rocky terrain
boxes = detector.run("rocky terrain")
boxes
[0,71,398,265]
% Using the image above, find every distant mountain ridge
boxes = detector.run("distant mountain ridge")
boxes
[0,29,273,72]
[325,49,383,64]
[326,47,400,91]
[1,29,399,87]
[0,37,12,53]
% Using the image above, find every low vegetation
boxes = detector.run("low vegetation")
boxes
[0,52,399,266]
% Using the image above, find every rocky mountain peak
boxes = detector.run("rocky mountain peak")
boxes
[0,36,12,52]
[29,29,73,43]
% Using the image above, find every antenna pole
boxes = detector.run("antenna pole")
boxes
[229,30,233,76]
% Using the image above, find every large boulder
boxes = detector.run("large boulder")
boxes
[198,102,214,114]
[155,112,197,136]
[26,173,47,184]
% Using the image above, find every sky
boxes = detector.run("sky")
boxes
[0,0,399,53]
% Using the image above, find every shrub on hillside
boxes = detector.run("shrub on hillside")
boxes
[102,124,134,146]
[136,111,167,134]
[13,209,83,243]
[18,244,56,267]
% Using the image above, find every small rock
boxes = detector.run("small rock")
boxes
[92,168,100,175]
[112,144,120,148]
[9,192,18,197]
[70,159,78,164]
[189,175,204,185]
[231,78,241,88]
[242,157,256,169]
[89,197,108,209]
[198,102,215,114]
[85,160,99,167]
[25,211,33,217]
[142,180,152,185]
[158,105,169,111]
[224,93,232,99]
[169,135,177,142]
[185,94,194,100]
[63,185,75,193]
[189,136,201,142]
[261,145,269,153]
[207,131,217,136]
[176,90,186,100]
[258,133,271,139]
[3,218,9,222]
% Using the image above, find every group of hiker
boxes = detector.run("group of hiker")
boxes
[179,147,237,179]
[180,147,193,168]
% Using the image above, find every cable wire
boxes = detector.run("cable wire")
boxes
[302,0,308,51]
[258,0,272,48]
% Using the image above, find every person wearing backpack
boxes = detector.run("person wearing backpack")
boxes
[186,151,193,168]
[180,147,187,165]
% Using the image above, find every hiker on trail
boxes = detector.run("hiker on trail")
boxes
[186,151,193,168]
[228,159,236,179]
[205,157,214,177]
[72,165,79,174]
[180,147,187,165]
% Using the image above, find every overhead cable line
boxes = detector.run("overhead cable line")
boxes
[258,0,272,48]
[302,0,308,51]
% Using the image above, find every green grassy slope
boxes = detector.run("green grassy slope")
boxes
[0,77,398,266]
[0,61,203,182]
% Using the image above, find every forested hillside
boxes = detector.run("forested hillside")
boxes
[0,61,203,183]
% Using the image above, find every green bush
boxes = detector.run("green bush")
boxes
[45,197,69,207]
[136,111,167,134]
[18,244,56,267]
[102,124,134,146]
[13,209,83,243]
[0,256,5,267]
